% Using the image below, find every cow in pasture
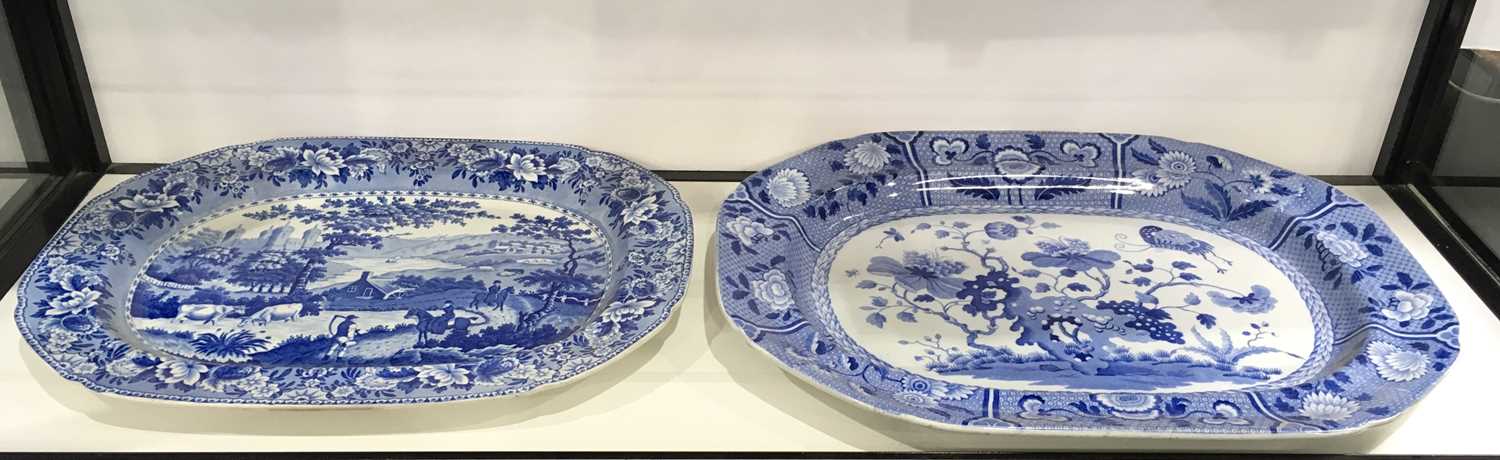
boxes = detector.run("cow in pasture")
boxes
[239,303,306,327]
[175,304,238,325]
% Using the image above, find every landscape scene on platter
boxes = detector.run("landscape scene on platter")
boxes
[825,213,1316,391]
[129,194,610,367]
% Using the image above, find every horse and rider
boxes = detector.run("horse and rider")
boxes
[404,300,490,346]
[470,280,514,311]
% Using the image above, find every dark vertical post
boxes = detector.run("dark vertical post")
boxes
[2,0,108,174]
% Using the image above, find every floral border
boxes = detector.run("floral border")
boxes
[716,131,1458,435]
[16,137,693,405]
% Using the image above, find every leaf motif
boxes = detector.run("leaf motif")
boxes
[1206,182,1232,215]
[949,176,1003,201]
[1182,195,1224,220]
[1131,148,1159,166]
[1341,222,1359,238]
[865,313,887,328]
[1227,200,1274,221]
[1033,176,1092,201]
[1147,138,1170,154]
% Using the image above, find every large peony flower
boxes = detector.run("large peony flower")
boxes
[354,373,397,391]
[46,289,101,316]
[48,264,100,291]
[1299,391,1358,422]
[750,269,796,312]
[549,157,581,177]
[1315,231,1370,268]
[280,387,328,401]
[1382,290,1434,322]
[1366,341,1430,382]
[411,140,446,152]
[621,194,661,226]
[344,148,390,175]
[509,361,557,381]
[600,299,653,324]
[418,363,471,387]
[506,153,548,182]
[300,148,344,176]
[723,215,775,246]
[106,355,150,379]
[765,169,811,207]
[56,353,98,375]
[117,191,179,213]
[844,141,892,175]
[155,359,209,386]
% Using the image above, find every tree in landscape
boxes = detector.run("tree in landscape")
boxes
[164,245,242,284]
[493,213,605,329]
[515,268,606,330]
[228,250,323,293]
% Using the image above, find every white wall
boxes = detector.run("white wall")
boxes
[70,0,1426,174]
[1464,0,1500,50]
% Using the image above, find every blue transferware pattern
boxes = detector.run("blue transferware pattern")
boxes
[717,131,1457,435]
[18,137,692,405]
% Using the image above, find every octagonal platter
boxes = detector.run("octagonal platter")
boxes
[716,131,1457,436]
[17,137,692,405]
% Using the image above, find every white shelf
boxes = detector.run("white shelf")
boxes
[0,175,1493,453]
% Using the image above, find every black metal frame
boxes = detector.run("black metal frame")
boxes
[0,0,1493,457]
[0,0,105,289]
[1375,0,1500,313]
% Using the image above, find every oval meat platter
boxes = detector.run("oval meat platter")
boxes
[17,137,692,405]
[715,131,1458,436]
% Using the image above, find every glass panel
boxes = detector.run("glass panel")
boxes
[0,3,50,229]
[0,2,46,168]
[1429,1,1500,258]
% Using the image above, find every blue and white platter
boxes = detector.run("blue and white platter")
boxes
[17,137,692,405]
[716,131,1458,436]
